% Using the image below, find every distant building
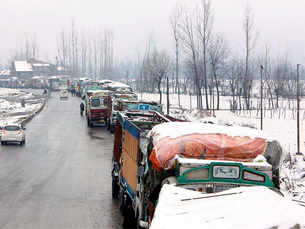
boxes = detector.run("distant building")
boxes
[11,59,58,79]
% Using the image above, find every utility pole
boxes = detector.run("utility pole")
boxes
[166,76,169,115]
[297,64,300,154]
[260,65,264,130]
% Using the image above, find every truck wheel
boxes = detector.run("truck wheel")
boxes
[110,125,114,134]
[136,212,147,229]
[119,191,126,215]
[137,219,146,229]
[87,119,92,128]
[107,119,110,131]
[122,208,136,228]
[112,179,119,199]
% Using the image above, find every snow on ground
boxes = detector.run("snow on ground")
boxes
[0,88,45,126]
[139,92,305,202]
[151,184,305,229]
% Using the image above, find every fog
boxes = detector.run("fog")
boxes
[0,0,304,65]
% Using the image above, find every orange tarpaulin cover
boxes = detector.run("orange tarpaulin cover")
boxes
[149,134,267,171]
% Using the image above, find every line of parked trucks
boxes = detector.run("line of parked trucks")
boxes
[81,80,305,228]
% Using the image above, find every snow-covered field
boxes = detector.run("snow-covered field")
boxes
[0,88,45,126]
[139,92,305,203]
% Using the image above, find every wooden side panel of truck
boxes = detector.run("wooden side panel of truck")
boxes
[121,126,140,193]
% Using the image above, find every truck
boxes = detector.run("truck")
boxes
[106,99,163,134]
[85,89,111,127]
[112,120,283,228]
[112,110,174,227]
[105,92,138,133]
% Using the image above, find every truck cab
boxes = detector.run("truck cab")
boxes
[85,89,111,127]
[106,93,138,133]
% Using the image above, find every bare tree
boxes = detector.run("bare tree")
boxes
[227,58,244,111]
[179,6,202,109]
[170,4,182,107]
[57,29,69,73]
[243,4,257,109]
[196,0,213,110]
[146,48,171,104]
[208,34,228,110]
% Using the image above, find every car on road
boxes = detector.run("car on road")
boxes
[60,89,69,99]
[1,124,26,145]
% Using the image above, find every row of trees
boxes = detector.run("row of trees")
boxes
[7,21,115,80]
[56,21,115,79]
[118,0,303,111]
[6,1,302,112]
[8,34,39,64]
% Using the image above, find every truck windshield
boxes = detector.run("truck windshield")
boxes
[91,98,100,107]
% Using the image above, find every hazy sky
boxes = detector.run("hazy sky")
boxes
[0,0,304,65]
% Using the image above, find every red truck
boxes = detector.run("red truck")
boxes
[85,89,111,127]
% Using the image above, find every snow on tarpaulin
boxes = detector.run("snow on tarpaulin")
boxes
[149,122,281,171]
[150,184,305,229]
[149,122,273,142]
[107,81,131,89]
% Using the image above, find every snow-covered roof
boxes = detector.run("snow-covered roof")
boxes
[79,77,91,81]
[32,63,50,67]
[14,61,33,72]
[32,76,43,79]
[107,81,131,89]
[151,184,305,229]
[149,122,274,142]
[99,79,113,84]
[0,70,11,76]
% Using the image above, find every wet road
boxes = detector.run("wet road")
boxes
[0,92,123,229]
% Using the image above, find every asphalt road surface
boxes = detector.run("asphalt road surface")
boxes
[0,92,124,229]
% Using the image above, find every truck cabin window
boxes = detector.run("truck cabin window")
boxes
[91,98,100,107]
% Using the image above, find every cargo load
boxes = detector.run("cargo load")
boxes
[149,122,281,172]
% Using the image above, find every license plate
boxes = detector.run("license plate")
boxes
[213,165,240,179]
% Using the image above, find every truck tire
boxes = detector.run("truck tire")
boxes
[110,125,114,134]
[87,119,92,128]
[136,212,147,229]
[122,208,136,228]
[119,191,125,214]
[112,179,119,199]
[107,119,110,131]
